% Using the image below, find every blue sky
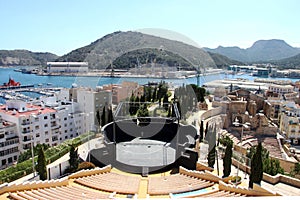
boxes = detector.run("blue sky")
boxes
[1,0,299,55]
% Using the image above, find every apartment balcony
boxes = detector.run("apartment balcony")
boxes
[21,121,30,126]
[0,138,19,148]
[22,139,32,144]
[52,130,60,135]
[20,123,30,128]
[22,130,31,134]
[51,126,61,131]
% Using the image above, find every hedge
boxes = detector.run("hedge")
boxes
[0,132,95,184]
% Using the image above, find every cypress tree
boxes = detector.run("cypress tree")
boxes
[176,101,181,118]
[152,87,157,102]
[223,141,233,177]
[163,93,169,111]
[208,144,216,168]
[107,106,113,124]
[199,120,204,142]
[37,146,47,180]
[204,121,209,140]
[134,95,140,114]
[199,87,206,102]
[96,110,100,126]
[207,124,217,168]
[249,142,263,188]
[69,144,79,171]
[140,94,145,103]
[101,106,106,127]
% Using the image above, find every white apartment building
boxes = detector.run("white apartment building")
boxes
[52,101,85,143]
[0,116,19,169]
[74,88,112,132]
[56,87,114,131]
[0,99,86,153]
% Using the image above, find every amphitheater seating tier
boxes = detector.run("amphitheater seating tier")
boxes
[148,173,214,195]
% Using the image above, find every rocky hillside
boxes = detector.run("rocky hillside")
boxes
[0,50,58,66]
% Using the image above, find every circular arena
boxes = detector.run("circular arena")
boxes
[89,102,199,175]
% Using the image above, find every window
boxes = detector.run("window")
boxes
[65,136,68,139]
[8,157,12,163]
[64,117,67,121]
[45,139,49,143]
[44,124,48,128]
[2,159,6,166]
[44,116,48,120]
[52,136,58,141]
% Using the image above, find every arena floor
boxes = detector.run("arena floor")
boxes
[116,139,176,167]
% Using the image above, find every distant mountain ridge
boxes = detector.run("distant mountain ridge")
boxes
[0,50,58,66]
[204,39,300,63]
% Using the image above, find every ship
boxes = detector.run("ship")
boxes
[0,77,34,90]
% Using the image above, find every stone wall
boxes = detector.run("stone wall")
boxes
[200,106,225,121]
[232,159,300,188]
[277,157,297,173]
[249,93,265,111]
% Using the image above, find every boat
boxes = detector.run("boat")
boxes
[0,77,34,90]
[13,68,22,72]
[2,77,21,87]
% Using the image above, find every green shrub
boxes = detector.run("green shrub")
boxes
[0,132,96,183]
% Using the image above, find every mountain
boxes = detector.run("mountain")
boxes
[0,50,58,66]
[204,39,300,63]
[206,52,244,68]
[270,53,300,69]
[56,31,219,69]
